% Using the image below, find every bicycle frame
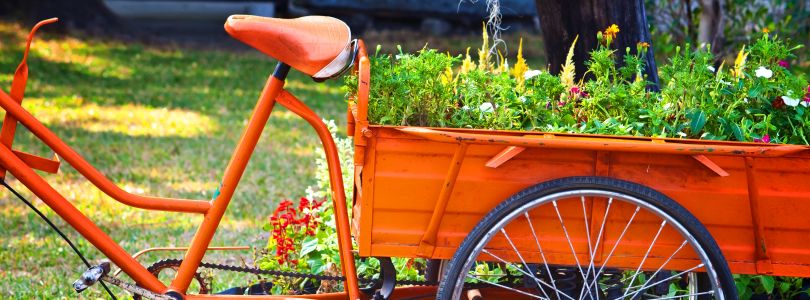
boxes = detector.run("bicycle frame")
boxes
[0,19,362,299]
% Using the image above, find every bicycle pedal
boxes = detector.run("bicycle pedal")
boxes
[72,262,111,293]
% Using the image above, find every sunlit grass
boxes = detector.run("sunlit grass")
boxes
[23,97,218,137]
[0,20,345,298]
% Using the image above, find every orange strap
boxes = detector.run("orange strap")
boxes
[0,18,60,178]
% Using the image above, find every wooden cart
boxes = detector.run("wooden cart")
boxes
[347,42,810,299]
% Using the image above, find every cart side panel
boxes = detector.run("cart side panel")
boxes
[355,127,810,276]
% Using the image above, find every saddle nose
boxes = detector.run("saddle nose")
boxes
[225,15,352,79]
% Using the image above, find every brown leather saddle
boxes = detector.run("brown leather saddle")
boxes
[225,15,355,80]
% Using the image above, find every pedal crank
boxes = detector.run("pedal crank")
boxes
[73,262,111,293]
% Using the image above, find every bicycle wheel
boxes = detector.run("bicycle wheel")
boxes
[436,176,736,300]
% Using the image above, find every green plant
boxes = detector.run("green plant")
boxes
[349,25,809,145]
[735,275,810,300]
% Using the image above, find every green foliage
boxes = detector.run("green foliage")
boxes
[351,31,810,145]
[735,275,810,299]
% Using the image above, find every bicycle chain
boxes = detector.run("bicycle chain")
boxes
[148,259,438,288]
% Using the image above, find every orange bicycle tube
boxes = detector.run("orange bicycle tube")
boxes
[170,68,286,293]
[0,141,168,292]
[0,90,211,213]
[0,18,58,179]
[276,90,362,299]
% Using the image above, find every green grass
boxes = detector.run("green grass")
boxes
[0,21,347,298]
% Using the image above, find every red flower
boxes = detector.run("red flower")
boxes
[772,96,786,109]
[754,134,771,143]
[778,60,789,68]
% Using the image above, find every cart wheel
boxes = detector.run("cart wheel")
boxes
[436,176,736,300]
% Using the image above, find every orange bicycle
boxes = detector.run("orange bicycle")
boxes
[6,13,810,300]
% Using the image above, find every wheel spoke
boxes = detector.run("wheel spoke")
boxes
[627,239,689,300]
[621,220,668,299]
[480,249,576,300]
[581,205,641,294]
[581,197,613,299]
[551,201,588,294]
[500,228,552,300]
[577,196,597,300]
[524,212,562,300]
[465,273,550,300]
[616,263,706,300]
[650,290,715,299]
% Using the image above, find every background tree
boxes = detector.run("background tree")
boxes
[696,0,725,52]
[534,0,660,90]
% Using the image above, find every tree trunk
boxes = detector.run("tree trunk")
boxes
[697,0,725,54]
[535,0,660,90]
[0,0,121,32]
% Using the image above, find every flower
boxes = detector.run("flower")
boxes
[637,42,650,51]
[479,102,494,113]
[560,36,578,89]
[523,70,542,80]
[707,66,716,72]
[783,95,800,107]
[778,60,789,68]
[604,24,620,40]
[511,38,530,88]
[732,46,748,78]
[754,134,771,143]
[762,28,770,33]
[772,96,786,109]
[569,86,587,98]
[755,66,773,78]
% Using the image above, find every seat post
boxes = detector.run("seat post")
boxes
[273,62,291,81]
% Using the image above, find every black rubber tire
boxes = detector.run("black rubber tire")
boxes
[435,176,737,300]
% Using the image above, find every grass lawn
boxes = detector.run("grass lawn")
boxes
[0,20,544,298]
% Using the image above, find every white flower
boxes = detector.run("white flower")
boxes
[519,96,527,103]
[461,105,470,111]
[479,102,494,113]
[755,66,773,78]
[743,98,749,103]
[663,103,672,110]
[707,66,716,72]
[523,70,542,80]
[783,96,800,107]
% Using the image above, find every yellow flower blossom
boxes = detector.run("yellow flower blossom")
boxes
[637,41,650,51]
[604,24,620,41]
[441,65,454,85]
[560,35,578,89]
[496,50,508,74]
[477,23,491,71]
[511,38,530,89]
[460,47,476,73]
[732,46,748,78]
